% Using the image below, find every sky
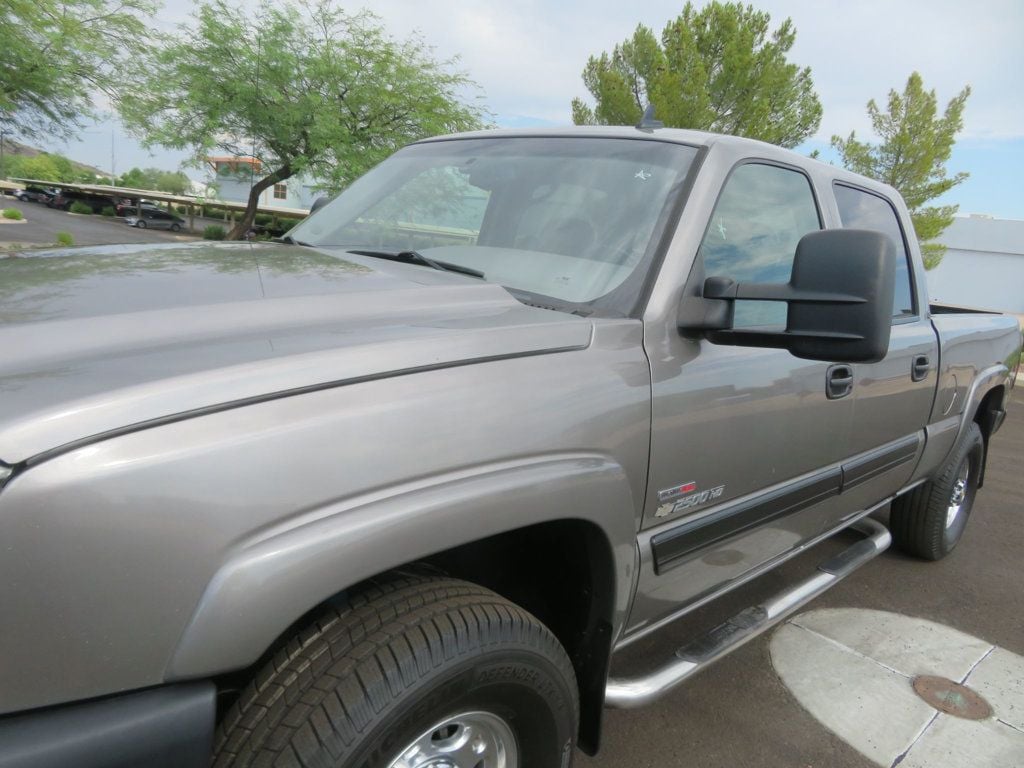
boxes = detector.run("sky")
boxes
[50,0,1024,219]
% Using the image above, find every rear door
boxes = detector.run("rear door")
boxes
[829,184,937,506]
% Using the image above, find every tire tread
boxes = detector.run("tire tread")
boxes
[213,573,577,768]
[890,422,983,560]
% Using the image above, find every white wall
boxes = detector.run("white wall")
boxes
[925,217,1024,314]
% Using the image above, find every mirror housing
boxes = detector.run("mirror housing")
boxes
[680,229,896,363]
[309,195,332,215]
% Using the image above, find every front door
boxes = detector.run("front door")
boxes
[626,161,856,635]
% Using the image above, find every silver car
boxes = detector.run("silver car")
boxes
[126,208,185,232]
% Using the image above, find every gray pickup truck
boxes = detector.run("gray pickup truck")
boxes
[0,126,1020,768]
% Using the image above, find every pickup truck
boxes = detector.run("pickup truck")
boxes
[0,126,1019,768]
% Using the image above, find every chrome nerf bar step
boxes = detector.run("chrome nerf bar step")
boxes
[604,517,892,709]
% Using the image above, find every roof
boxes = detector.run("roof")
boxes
[418,125,902,202]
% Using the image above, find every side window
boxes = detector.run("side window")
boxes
[701,163,821,327]
[833,184,914,318]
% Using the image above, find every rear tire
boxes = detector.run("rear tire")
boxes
[890,422,984,560]
[213,573,579,768]
[171,223,181,232]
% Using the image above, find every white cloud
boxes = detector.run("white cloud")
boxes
[362,0,1024,139]
[49,0,1024,180]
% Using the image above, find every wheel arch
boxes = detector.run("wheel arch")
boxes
[424,517,618,754]
[167,456,638,753]
[972,383,1007,488]
[205,518,620,756]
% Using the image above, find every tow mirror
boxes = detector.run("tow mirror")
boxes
[679,229,896,363]
[309,195,332,215]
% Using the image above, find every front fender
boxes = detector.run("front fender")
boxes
[167,454,638,679]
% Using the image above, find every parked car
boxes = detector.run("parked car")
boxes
[14,185,56,204]
[116,200,163,217]
[125,208,185,231]
[49,190,116,213]
[0,126,1019,768]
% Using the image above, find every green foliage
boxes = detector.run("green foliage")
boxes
[55,231,74,246]
[203,224,226,240]
[11,153,61,181]
[571,2,822,148]
[254,213,273,226]
[201,203,229,219]
[2,208,24,220]
[832,73,970,270]
[116,167,191,194]
[2,151,103,183]
[0,0,156,137]
[69,201,93,214]
[101,205,116,216]
[120,0,485,239]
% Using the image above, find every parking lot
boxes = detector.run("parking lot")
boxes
[584,386,1023,767]
[0,195,232,247]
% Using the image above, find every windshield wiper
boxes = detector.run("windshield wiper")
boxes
[348,249,485,279]
[276,234,313,246]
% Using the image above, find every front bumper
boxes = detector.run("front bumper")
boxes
[0,682,214,768]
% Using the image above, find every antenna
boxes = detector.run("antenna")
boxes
[636,104,664,132]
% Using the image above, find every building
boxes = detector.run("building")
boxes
[926,215,1024,315]
[206,156,320,211]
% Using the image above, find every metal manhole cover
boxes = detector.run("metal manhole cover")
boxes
[912,675,993,720]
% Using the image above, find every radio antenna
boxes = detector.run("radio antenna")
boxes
[636,104,664,132]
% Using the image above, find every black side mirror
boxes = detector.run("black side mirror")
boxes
[679,229,895,363]
[309,195,332,215]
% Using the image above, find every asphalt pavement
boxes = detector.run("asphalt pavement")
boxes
[0,194,237,247]
[583,386,1023,768]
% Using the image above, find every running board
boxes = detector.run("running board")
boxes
[604,517,891,709]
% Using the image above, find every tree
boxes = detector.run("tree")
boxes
[13,154,62,181]
[117,167,151,188]
[120,0,485,240]
[156,171,192,195]
[832,73,970,270]
[116,167,192,194]
[571,2,822,148]
[0,0,155,137]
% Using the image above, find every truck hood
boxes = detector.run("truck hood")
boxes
[0,242,591,463]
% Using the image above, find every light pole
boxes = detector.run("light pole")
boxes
[0,128,7,180]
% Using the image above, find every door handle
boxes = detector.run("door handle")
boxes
[826,364,854,400]
[912,355,930,382]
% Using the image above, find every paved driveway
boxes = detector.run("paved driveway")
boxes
[583,387,1023,767]
[0,196,238,247]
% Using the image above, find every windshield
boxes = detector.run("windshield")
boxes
[292,137,699,312]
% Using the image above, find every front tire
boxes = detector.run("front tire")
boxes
[213,573,579,768]
[136,220,147,229]
[890,421,984,560]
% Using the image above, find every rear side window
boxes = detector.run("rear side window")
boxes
[833,184,915,318]
[701,162,822,327]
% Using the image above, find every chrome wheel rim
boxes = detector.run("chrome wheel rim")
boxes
[946,461,970,529]
[387,710,518,768]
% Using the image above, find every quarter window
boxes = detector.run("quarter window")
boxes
[700,163,822,327]
[833,184,915,317]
